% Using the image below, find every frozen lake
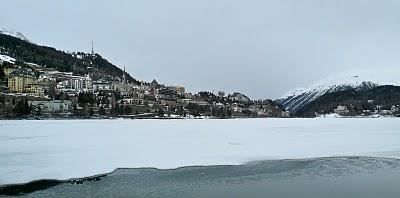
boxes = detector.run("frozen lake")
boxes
[1,118,400,185]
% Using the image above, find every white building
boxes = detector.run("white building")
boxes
[334,105,350,115]
[93,80,112,91]
[57,75,92,91]
[229,92,251,103]
[30,100,72,114]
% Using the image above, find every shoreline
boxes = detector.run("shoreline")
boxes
[0,116,398,120]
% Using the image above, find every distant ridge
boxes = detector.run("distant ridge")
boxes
[276,68,400,113]
[0,29,29,42]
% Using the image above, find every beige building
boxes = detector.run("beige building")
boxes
[170,86,185,94]
[7,70,44,96]
[24,83,45,97]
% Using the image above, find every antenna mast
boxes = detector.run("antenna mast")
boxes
[91,39,94,55]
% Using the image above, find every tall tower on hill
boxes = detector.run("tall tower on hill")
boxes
[91,39,94,55]
[122,66,126,83]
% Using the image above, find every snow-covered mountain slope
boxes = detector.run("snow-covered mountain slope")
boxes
[0,29,29,41]
[276,68,400,112]
[0,54,16,64]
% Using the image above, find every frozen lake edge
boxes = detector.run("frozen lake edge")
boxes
[1,118,400,186]
[2,156,400,197]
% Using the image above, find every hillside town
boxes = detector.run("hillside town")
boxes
[0,54,288,119]
[2,32,398,120]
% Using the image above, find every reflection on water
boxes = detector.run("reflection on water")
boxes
[8,157,400,198]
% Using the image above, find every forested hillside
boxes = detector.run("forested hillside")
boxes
[0,33,138,83]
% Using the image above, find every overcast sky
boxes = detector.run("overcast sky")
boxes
[2,0,400,99]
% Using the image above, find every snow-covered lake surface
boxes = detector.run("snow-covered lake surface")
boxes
[1,118,400,185]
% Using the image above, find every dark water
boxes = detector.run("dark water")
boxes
[3,157,400,198]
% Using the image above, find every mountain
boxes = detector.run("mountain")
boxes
[296,85,400,117]
[0,31,138,83]
[276,68,400,113]
[0,29,29,42]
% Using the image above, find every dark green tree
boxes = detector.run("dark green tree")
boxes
[13,101,31,116]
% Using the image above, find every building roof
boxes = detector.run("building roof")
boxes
[151,79,159,86]
[93,80,112,85]
[9,67,35,77]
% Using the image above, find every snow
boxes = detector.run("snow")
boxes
[281,87,307,99]
[0,54,16,64]
[316,68,400,88]
[0,29,29,41]
[285,68,400,98]
[316,113,340,118]
[1,118,400,185]
[26,62,40,67]
[278,68,400,111]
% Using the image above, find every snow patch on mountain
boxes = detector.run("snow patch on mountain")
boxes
[308,68,400,90]
[278,68,400,112]
[0,54,16,64]
[281,88,307,99]
[0,29,29,41]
